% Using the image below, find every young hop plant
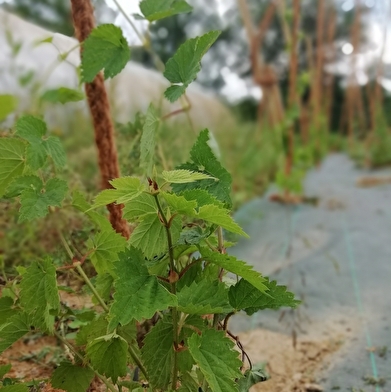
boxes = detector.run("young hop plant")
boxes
[0,1,300,391]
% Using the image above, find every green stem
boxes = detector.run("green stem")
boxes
[54,331,117,392]
[153,194,179,390]
[75,263,110,313]
[128,345,148,381]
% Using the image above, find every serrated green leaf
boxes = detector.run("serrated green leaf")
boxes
[237,365,269,391]
[188,329,242,392]
[0,94,18,121]
[93,177,145,208]
[44,136,67,168]
[162,169,215,184]
[141,318,174,390]
[122,192,157,221]
[172,130,232,206]
[181,189,224,208]
[197,204,248,237]
[4,175,42,198]
[88,228,127,276]
[15,115,65,170]
[86,333,128,382]
[0,297,17,324]
[178,280,232,314]
[178,371,200,391]
[201,248,268,293]
[0,138,26,197]
[75,316,108,347]
[0,385,28,392]
[82,24,130,83]
[140,104,160,176]
[108,247,177,330]
[0,313,30,354]
[0,363,12,379]
[178,226,209,246]
[130,213,166,259]
[229,278,300,315]
[164,31,220,102]
[41,87,84,104]
[20,258,60,333]
[72,191,112,231]
[160,192,197,216]
[18,178,67,222]
[94,272,114,303]
[51,362,95,392]
[140,0,192,22]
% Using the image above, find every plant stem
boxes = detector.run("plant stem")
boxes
[128,346,148,381]
[75,263,110,313]
[54,331,117,392]
[153,194,179,390]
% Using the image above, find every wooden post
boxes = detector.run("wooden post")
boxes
[70,0,130,239]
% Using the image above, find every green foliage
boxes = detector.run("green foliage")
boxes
[229,278,300,315]
[164,31,221,102]
[86,333,128,382]
[108,247,177,329]
[140,0,192,22]
[188,329,243,392]
[51,362,95,392]
[0,138,26,197]
[172,129,232,207]
[141,318,174,389]
[140,104,160,176]
[0,14,300,392]
[81,24,130,83]
[19,258,60,332]
[0,94,18,121]
[40,87,85,104]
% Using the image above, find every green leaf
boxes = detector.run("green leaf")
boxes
[108,247,177,330]
[0,364,12,379]
[94,272,114,303]
[44,136,67,168]
[93,177,145,208]
[140,104,160,176]
[0,313,30,354]
[86,333,128,382]
[0,385,29,392]
[88,228,127,276]
[130,213,168,259]
[0,138,26,197]
[162,169,215,184]
[201,248,268,293]
[164,31,220,102]
[41,87,84,104]
[178,280,232,315]
[172,130,232,206]
[0,94,18,121]
[237,365,269,391]
[51,362,95,392]
[75,316,108,347]
[229,278,300,315]
[18,178,68,222]
[160,192,197,216]
[0,297,17,324]
[20,258,60,332]
[82,24,130,83]
[15,115,46,169]
[122,193,157,221]
[72,191,112,231]
[164,85,187,102]
[178,372,200,391]
[141,318,174,390]
[197,204,248,237]
[181,189,224,208]
[4,175,42,198]
[188,329,242,392]
[140,0,192,22]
